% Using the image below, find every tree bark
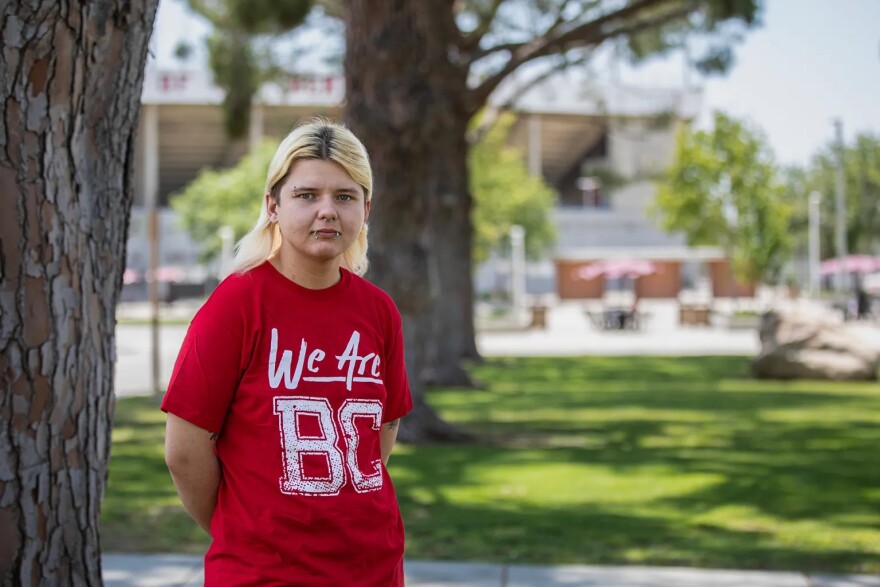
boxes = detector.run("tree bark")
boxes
[0,2,158,584]
[424,119,481,388]
[343,0,474,441]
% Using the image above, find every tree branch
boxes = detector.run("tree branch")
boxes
[546,0,578,40]
[467,50,591,145]
[467,0,590,64]
[466,0,693,115]
[459,0,506,51]
[471,0,673,63]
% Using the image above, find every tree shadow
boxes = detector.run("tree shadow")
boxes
[392,357,880,573]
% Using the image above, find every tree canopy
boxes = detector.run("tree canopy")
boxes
[470,114,557,264]
[784,132,880,259]
[655,111,791,284]
[184,0,313,138]
[170,141,275,261]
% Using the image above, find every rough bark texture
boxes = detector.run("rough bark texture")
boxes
[343,0,472,442]
[424,115,481,388]
[0,2,158,584]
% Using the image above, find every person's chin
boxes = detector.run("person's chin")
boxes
[305,243,345,260]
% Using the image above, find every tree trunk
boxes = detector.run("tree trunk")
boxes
[424,121,481,388]
[343,0,473,441]
[0,2,158,584]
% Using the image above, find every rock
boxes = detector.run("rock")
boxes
[751,308,880,380]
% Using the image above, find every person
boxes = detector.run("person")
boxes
[627,288,640,330]
[856,287,871,320]
[162,119,413,586]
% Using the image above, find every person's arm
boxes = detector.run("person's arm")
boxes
[165,413,221,534]
[380,419,401,465]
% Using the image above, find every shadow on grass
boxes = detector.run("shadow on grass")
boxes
[102,396,210,553]
[392,428,880,573]
[399,497,880,573]
[102,357,880,574]
[395,356,880,573]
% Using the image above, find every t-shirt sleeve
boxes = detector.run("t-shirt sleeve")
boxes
[382,304,413,424]
[161,288,246,433]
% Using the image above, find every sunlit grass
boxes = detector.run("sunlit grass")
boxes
[101,356,880,573]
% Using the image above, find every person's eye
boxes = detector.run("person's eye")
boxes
[337,194,353,202]
[294,192,316,200]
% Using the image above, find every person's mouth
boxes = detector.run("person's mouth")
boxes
[312,229,341,240]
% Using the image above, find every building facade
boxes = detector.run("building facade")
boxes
[131,67,749,300]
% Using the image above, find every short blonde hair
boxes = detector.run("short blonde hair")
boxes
[232,118,373,276]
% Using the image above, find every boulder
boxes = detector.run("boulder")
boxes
[751,308,880,380]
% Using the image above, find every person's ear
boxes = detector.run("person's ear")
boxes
[363,198,371,224]
[266,193,278,222]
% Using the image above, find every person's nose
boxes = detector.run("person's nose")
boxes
[316,194,338,221]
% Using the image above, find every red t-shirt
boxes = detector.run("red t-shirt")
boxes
[161,262,413,586]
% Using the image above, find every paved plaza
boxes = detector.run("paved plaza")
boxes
[114,298,773,396]
[115,296,880,396]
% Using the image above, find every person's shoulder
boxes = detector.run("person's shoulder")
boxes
[199,265,266,314]
[351,274,402,325]
[213,267,260,297]
[348,273,400,313]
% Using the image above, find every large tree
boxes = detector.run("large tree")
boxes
[0,1,158,583]
[343,0,761,441]
[655,111,792,285]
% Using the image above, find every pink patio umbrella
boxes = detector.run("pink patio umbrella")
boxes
[819,254,880,276]
[575,259,658,281]
[151,265,187,283]
[122,268,140,285]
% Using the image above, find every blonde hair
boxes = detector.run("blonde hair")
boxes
[232,118,373,276]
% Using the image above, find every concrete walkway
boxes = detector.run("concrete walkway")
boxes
[115,298,880,396]
[115,299,769,396]
[102,554,880,587]
[475,300,762,357]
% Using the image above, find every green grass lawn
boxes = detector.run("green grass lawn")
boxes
[101,356,880,573]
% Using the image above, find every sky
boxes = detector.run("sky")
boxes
[695,0,880,166]
[151,0,880,167]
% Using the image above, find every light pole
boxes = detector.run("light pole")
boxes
[808,191,821,296]
[509,225,526,313]
[834,119,847,293]
[142,103,161,395]
[218,225,235,280]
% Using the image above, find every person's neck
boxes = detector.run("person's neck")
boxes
[269,255,341,290]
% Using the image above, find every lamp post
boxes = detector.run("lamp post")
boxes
[833,119,847,293]
[142,103,161,395]
[808,191,821,296]
[509,225,526,313]
[218,225,235,280]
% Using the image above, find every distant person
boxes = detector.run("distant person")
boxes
[856,287,871,320]
[628,290,641,329]
[162,119,412,586]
